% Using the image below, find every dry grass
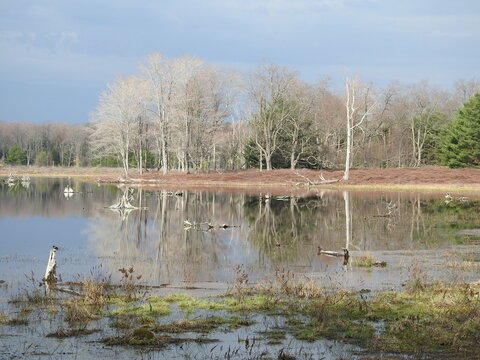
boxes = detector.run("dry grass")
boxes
[83,277,110,307]
[2,165,480,192]
[258,268,323,299]
[64,301,99,326]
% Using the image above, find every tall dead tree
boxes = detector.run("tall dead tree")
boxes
[344,76,376,180]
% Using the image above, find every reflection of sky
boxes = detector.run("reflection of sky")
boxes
[0,216,94,284]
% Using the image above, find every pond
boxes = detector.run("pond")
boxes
[1,177,479,359]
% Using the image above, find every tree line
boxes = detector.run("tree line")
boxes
[1,53,479,172]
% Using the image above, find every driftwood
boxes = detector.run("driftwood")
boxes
[184,220,238,231]
[294,172,341,186]
[317,247,350,261]
[118,177,161,184]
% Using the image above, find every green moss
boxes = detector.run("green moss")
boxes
[107,296,129,307]
[177,298,225,312]
[161,294,194,303]
[128,328,156,345]
[223,295,282,312]
[111,302,170,317]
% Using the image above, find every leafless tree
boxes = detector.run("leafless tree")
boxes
[90,76,145,177]
[343,76,376,180]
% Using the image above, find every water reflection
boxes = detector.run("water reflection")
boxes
[1,178,479,288]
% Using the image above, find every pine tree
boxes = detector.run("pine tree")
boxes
[440,93,480,168]
[5,145,27,165]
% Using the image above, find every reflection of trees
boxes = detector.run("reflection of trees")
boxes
[243,195,320,264]
[4,180,478,285]
[87,190,254,284]
[0,178,114,218]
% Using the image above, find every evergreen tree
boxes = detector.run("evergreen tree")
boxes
[5,145,27,165]
[439,93,480,168]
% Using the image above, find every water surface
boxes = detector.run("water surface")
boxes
[1,178,478,290]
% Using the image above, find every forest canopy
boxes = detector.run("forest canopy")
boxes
[1,54,479,172]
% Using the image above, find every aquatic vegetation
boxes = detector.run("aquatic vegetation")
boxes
[353,255,374,268]
[63,301,100,326]
[83,277,111,307]
[256,328,286,344]
[152,317,228,334]
[103,327,218,348]
[118,267,142,302]
[109,319,133,329]
[110,298,171,317]
[2,259,479,359]
[6,317,29,326]
[223,295,283,312]
[46,328,100,338]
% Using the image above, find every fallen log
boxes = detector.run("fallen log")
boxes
[317,247,350,261]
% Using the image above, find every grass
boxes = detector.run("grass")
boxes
[256,329,286,344]
[103,327,218,347]
[110,300,171,317]
[353,255,374,268]
[152,317,228,334]
[5,264,480,358]
[6,318,29,326]
[64,301,100,326]
[223,295,283,312]
[46,328,100,338]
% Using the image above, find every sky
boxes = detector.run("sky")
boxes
[0,0,479,124]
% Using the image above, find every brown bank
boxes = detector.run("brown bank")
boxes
[1,165,480,192]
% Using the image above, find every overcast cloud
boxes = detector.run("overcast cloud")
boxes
[0,0,479,123]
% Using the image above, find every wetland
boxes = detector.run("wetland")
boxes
[0,177,479,359]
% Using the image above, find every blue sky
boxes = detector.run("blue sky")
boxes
[0,0,479,124]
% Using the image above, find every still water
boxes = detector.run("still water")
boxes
[1,178,479,360]
[1,178,479,290]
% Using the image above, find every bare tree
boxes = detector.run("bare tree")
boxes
[90,76,145,177]
[343,76,376,180]
[141,52,177,174]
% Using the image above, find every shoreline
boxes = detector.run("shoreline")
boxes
[2,165,480,193]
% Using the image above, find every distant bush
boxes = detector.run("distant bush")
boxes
[35,151,49,166]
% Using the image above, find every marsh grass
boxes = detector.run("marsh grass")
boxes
[258,268,323,299]
[405,259,428,292]
[353,255,374,268]
[256,329,286,344]
[152,317,228,334]
[227,264,252,300]
[103,327,218,347]
[46,328,100,338]
[110,298,171,317]
[5,263,480,358]
[8,272,54,307]
[6,317,29,326]
[83,277,110,308]
[64,301,100,327]
[118,267,142,302]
